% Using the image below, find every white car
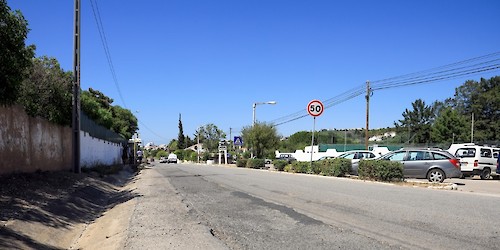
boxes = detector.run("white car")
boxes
[167,153,178,164]
[448,143,500,179]
[159,156,167,163]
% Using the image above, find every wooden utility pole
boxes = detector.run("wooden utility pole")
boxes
[365,80,370,150]
[72,0,81,173]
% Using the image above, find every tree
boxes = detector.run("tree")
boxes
[394,99,434,144]
[81,89,114,129]
[111,105,138,140]
[0,0,35,105]
[18,56,72,125]
[81,88,138,139]
[198,124,226,153]
[168,139,178,152]
[431,107,468,144]
[280,131,311,152]
[242,122,280,158]
[178,113,185,149]
[448,77,500,142]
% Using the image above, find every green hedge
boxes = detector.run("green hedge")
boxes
[246,158,265,169]
[358,160,404,182]
[273,160,287,171]
[317,158,352,177]
[283,159,352,177]
[236,159,247,168]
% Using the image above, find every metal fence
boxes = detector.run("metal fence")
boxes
[81,112,127,145]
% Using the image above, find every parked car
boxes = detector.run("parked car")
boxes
[167,153,178,164]
[353,149,461,182]
[159,156,167,163]
[447,143,500,179]
[277,153,296,163]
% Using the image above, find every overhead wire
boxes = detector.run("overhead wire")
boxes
[270,51,500,127]
[89,0,168,142]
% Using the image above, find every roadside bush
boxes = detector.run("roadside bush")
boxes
[246,158,265,169]
[318,158,351,177]
[174,149,185,161]
[286,161,310,173]
[184,150,198,162]
[358,160,403,182]
[273,160,287,171]
[236,159,247,168]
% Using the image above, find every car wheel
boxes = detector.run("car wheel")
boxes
[427,169,445,183]
[480,168,491,180]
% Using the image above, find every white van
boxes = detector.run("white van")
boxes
[447,143,500,179]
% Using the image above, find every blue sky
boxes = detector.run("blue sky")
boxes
[9,0,500,145]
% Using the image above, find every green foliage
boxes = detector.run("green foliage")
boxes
[81,88,138,139]
[178,114,185,149]
[317,158,352,177]
[358,160,404,182]
[431,107,468,143]
[0,1,35,105]
[197,124,226,153]
[395,99,434,143]
[286,161,310,173]
[18,56,72,125]
[184,150,198,162]
[236,159,247,168]
[174,149,185,160]
[246,158,265,169]
[279,131,311,152]
[168,139,178,151]
[273,160,287,171]
[155,150,167,158]
[241,122,280,158]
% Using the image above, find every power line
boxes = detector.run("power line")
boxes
[270,51,500,127]
[89,0,169,142]
[89,0,127,108]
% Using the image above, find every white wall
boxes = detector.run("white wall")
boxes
[276,146,341,162]
[80,131,122,168]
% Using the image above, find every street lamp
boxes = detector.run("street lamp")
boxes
[251,101,276,158]
[253,101,277,126]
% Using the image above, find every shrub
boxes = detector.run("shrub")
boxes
[246,158,265,169]
[318,158,352,177]
[236,159,247,168]
[174,149,185,160]
[273,160,287,171]
[286,161,310,173]
[358,160,403,182]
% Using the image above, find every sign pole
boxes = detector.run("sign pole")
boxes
[306,99,324,171]
[310,116,316,170]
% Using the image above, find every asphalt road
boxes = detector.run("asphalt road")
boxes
[147,163,500,249]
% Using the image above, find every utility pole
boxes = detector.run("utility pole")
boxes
[471,113,474,143]
[72,0,81,173]
[365,80,370,150]
[229,127,233,150]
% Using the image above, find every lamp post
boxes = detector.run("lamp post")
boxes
[253,101,277,126]
[251,101,276,158]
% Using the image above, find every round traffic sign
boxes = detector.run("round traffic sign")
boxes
[307,100,324,117]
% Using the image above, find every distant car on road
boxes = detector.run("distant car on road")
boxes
[167,153,178,164]
[159,156,167,163]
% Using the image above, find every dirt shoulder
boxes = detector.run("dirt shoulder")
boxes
[0,165,139,250]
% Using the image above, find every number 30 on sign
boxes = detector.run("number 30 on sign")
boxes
[307,100,324,117]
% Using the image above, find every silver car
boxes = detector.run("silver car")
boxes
[376,149,462,182]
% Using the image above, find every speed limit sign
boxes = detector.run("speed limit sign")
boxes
[307,100,324,117]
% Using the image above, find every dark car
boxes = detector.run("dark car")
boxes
[277,154,296,163]
[379,149,461,182]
